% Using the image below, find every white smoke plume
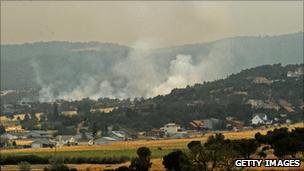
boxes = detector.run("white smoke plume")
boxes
[27,32,302,101]
[31,42,232,101]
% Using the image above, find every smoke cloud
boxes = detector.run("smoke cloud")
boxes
[27,32,302,101]
[30,42,232,101]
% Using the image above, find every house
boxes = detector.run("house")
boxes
[74,132,93,140]
[252,77,272,85]
[77,139,94,146]
[61,110,78,117]
[225,117,244,131]
[94,137,117,145]
[145,128,164,138]
[286,119,292,124]
[171,132,189,139]
[31,139,54,148]
[161,123,182,136]
[251,114,269,125]
[90,107,115,113]
[246,99,280,111]
[278,99,295,113]
[287,67,304,77]
[5,125,25,133]
[2,104,15,114]
[189,120,204,130]
[56,135,77,146]
[0,133,18,140]
[27,130,53,139]
[202,118,221,130]
[110,131,127,140]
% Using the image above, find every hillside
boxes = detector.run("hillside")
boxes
[1,32,303,100]
[1,64,303,135]
[103,64,304,130]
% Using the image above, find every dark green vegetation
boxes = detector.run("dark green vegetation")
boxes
[255,127,304,158]
[43,157,78,171]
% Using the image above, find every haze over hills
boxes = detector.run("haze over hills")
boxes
[1,32,303,101]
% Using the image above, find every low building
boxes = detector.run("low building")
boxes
[74,132,93,140]
[161,123,182,136]
[27,130,53,139]
[189,120,204,130]
[252,77,272,85]
[31,139,54,148]
[94,137,117,145]
[145,128,164,138]
[77,139,94,146]
[251,114,269,125]
[110,131,127,141]
[287,67,304,77]
[225,117,244,131]
[203,118,221,130]
[56,135,77,146]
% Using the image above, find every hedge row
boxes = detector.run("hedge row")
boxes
[0,155,129,165]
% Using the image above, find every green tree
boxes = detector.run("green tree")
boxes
[18,161,31,171]
[231,139,259,159]
[129,147,152,171]
[52,102,59,121]
[162,150,193,171]
[92,122,98,139]
[0,124,6,135]
[187,141,209,171]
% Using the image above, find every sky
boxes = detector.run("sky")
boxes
[1,1,303,48]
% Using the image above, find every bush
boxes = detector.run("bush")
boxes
[162,150,193,171]
[18,161,31,171]
[44,157,77,171]
[0,155,49,165]
[129,147,152,171]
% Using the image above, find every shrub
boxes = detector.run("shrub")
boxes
[129,147,152,171]
[18,161,31,171]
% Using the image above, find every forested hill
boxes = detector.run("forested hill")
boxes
[89,64,303,131]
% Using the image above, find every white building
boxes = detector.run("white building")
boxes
[251,114,269,125]
[56,135,77,146]
[31,139,54,148]
[161,123,181,136]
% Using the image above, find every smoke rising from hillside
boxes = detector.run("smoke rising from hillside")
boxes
[30,42,234,102]
[24,32,303,101]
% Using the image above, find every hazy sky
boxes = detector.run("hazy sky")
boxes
[1,1,303,48]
